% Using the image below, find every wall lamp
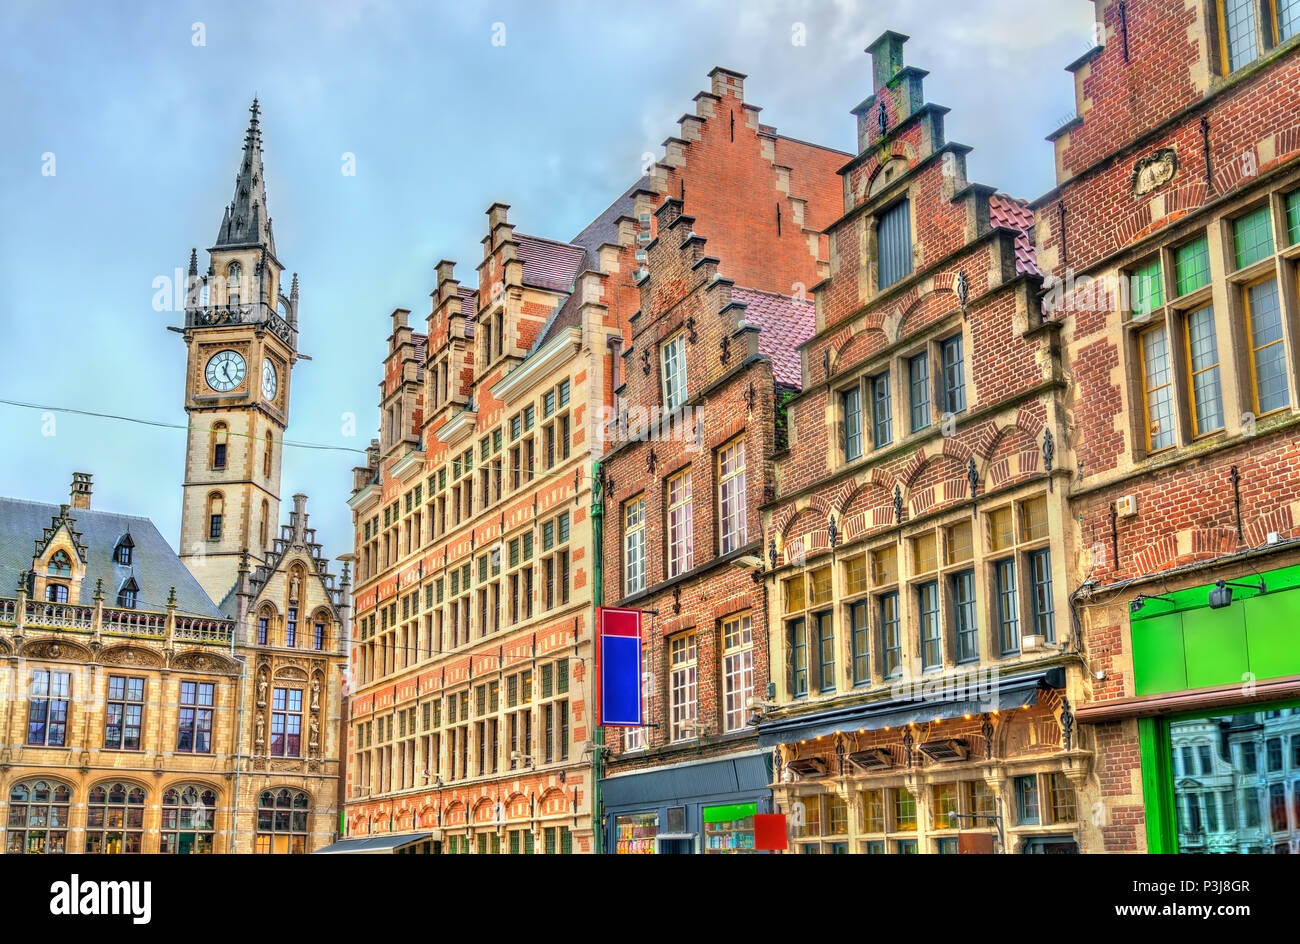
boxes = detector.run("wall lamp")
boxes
[1208,578,1266,610]
[1129,593,1175,614]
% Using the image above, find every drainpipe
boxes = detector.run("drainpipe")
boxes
[591,458,605,854]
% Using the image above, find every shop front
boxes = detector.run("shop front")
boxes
[602,752,771,854]
[1078,563,1300,854]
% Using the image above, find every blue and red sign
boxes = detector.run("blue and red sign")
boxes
[597,607,642,727]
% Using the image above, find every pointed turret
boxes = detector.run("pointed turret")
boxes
[214,97,276,253]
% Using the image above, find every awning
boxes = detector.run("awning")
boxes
[601,752,770,809]
[757,667,1065,748]
[312,830,440,854]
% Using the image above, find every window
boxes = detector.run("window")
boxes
[1047,773,1077,823]
[623,497,646,595]
[1174,236,1211,296]
[1129,257,1164,320]
[1185,305,1225,435]
[894,788,917,831]
[908,352,930,432]
[849,599,870,685]
[1267,737,1283,771]
[871,372,893,447]
[842,386,862,460]
[104,676,144,750]
[786,616,808,698]
[26,670,71,746]
[208,492,223,540]
[285,607,297,648]
[1233,206,1274,269]
[1016,774,1040,825]
[85,782,146,854]
[722,613,754,732]
[661,331,687,411]
[1218,0,1259,71]
[813,611,835,694]
[48,550,71,577]
[255,788,310,854]
[45,583,68,603]
[951,569,977,663]
[5,780,71,854]
[784,568,832,698]
[918,581,941,669]
[176,681,214,753]
[667,471,693,577]
[995,557,1020,654]
[212,423,228,469]
[161,785,217,854]
[877,199,912,290]
[257,613,269,646]
[314,622,325,650]
[1029,548,1055,642]
[1243,277,1289,415]
[718,439,747,554]
[669,633,698,741]
[1139,325,1175,452]
[1282,0,1300,44]
[114,536,134,566]
[1288,190,1300,245]
[940,334,966,414]
[271,688,302,757]
[117,577,139,609]
[879,592,901,679]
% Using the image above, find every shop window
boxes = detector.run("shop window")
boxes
[5,780,72,854]
[255,788,310,854]
[85,782,146,854]
[615,813,658,854]
[160,785,217,854]
[1015,775,1040,825]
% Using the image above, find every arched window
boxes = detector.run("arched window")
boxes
[211,423,228,470]
[312,613,328,651]
[161,784,218,854]
[257,606,273,646]
[5,780,72,854]
[259,499,269,549]
[255,788,310,854]
[85,782,146,854]
[263,432,273,478]
[208,492,224,540]
[117,577,139,609]
[47,550,71,577]
[45,583,69,603]
[227,262,242,306]
[114,533,134,566]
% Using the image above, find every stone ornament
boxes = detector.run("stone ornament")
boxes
[1131,148,1177,196]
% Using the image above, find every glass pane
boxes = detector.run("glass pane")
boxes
[1186,306,1224,434]
[1247,279,1289,414]
[1130,258,1163,318]
[1222,0,1258,71]
[1232,205,1273,268]
[1141,326,1175,450]
[1174,236,1210,295]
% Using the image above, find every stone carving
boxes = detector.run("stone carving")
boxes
[310,678,320,711]
[99,645,162,667]
[309,716,320,750]
[1131,148,1178,196]
[255,713,265,746]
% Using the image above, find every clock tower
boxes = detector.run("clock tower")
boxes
[176,99,299,608]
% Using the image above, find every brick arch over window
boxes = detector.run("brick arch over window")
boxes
[840,482,895,542]
[905,454,969,519]
[443,800,467,826]
[984,424,1041,491]
[472,797,496,824]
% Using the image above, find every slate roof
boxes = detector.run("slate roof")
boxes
[0,498,223,618]
[732,287,817,389]
[515,234,586,292]
[989,194,1041,276]
[458,287,478,338]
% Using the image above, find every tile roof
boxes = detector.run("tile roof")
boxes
[459,287,479,339]
[515,234,586,292]
[989,193,1041,276]
[570,177,649,256]
[0,498,223,618]
[732,287,817,389]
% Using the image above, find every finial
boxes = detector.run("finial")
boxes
[290,272,299,300]
[188,248,198,277]
[94,577,104,602]
[167,586,177,607]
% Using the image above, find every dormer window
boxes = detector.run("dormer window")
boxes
[118,577,139,609]
[48,550,72,577]
[114,534,134,566]
[46,584,69,603]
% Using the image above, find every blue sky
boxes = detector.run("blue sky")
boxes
[0,0,1094,570]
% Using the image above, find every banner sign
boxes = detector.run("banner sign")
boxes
[597,607,642,727]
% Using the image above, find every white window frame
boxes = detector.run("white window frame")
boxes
[667,471,694,578]
[624,497,646,596]
[722,613,754,732]
[661,332,688,411]
[718,439,747,555]
[669,633,698,742]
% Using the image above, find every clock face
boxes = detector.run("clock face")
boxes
[204,350,246,392]
[261,358,278,400]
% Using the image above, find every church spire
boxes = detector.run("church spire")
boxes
[214,97,276,254]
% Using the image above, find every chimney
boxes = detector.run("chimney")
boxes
[70,472,93,510]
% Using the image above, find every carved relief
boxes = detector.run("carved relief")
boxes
[1131,148,1178,196]
[172,649,236,673]
[20,638,93,662]
[98,644,162,667]
[273,665,309,681]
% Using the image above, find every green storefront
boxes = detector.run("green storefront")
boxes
[1114,563,1300,853]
